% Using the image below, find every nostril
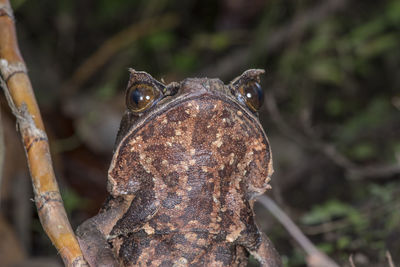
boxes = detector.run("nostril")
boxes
[164,82,180,96]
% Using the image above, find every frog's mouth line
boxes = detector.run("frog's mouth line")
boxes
[124,90,268,144]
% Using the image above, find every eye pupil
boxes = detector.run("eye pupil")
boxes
[239,82,264,112]
[254,82,264,104]
[131,89,143,104]
[126,84,160,113]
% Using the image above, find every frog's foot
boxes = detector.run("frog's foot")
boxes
[76,217,118,267]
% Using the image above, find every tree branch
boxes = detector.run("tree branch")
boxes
[257,195,339,267]
[0,1,87,266]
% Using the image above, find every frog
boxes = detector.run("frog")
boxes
[76,69,282,267]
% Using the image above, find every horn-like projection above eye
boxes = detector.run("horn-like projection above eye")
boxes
[125,69,165,114]
[229,69,265,112]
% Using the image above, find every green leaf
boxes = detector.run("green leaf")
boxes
[350,18,386,47]
[61,189,88,215]
[11,0,28,9]
[349,143,376,160]
[317,243,334,254]
[172,51,198,72]
[96,0,135,20]
[146,31,176,50]
[369,183,394,203]
[96,81,118,99]
[326,98,345,117]
[337,236,351,249]
[386,209,400,231]
[301,200,364,228]
[386,0,400,23]
[209,33,230,51]
[307,21,337,54]
[357,34,399,58]
[336,98,392,144]
[308,58,343,85]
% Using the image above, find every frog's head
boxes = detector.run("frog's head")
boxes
[107,69,273,200]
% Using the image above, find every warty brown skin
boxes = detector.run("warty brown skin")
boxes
[76,69,282,267]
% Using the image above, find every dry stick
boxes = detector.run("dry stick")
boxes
[257,195,339,267]
[62,14,178,96]
[0,1,87,266]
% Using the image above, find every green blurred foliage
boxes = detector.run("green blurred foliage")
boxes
[61,188,89,217]
[301,200,366,229]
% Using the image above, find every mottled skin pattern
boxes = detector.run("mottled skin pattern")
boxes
[76,69,282,267]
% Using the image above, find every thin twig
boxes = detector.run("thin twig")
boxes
[257,195,339,267]
[0,1,87,266]
[62,14,178,96]
[386,251,395,267]
[349,254,356,267]
[349,164,400,180]
[265,90,400,180]
[301,217,349,235]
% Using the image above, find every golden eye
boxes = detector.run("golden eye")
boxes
[126,84,160,113]
[238,82,264,112]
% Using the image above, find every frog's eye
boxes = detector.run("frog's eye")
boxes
[237,82,264,112]
[126,83,161,113]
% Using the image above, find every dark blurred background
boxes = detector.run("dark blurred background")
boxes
[0,0,399,266]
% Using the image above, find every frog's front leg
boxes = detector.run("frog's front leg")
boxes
[76,195,138,266]
[76,196,129,266]
[76,213,118,267]
[77,189,160,266]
